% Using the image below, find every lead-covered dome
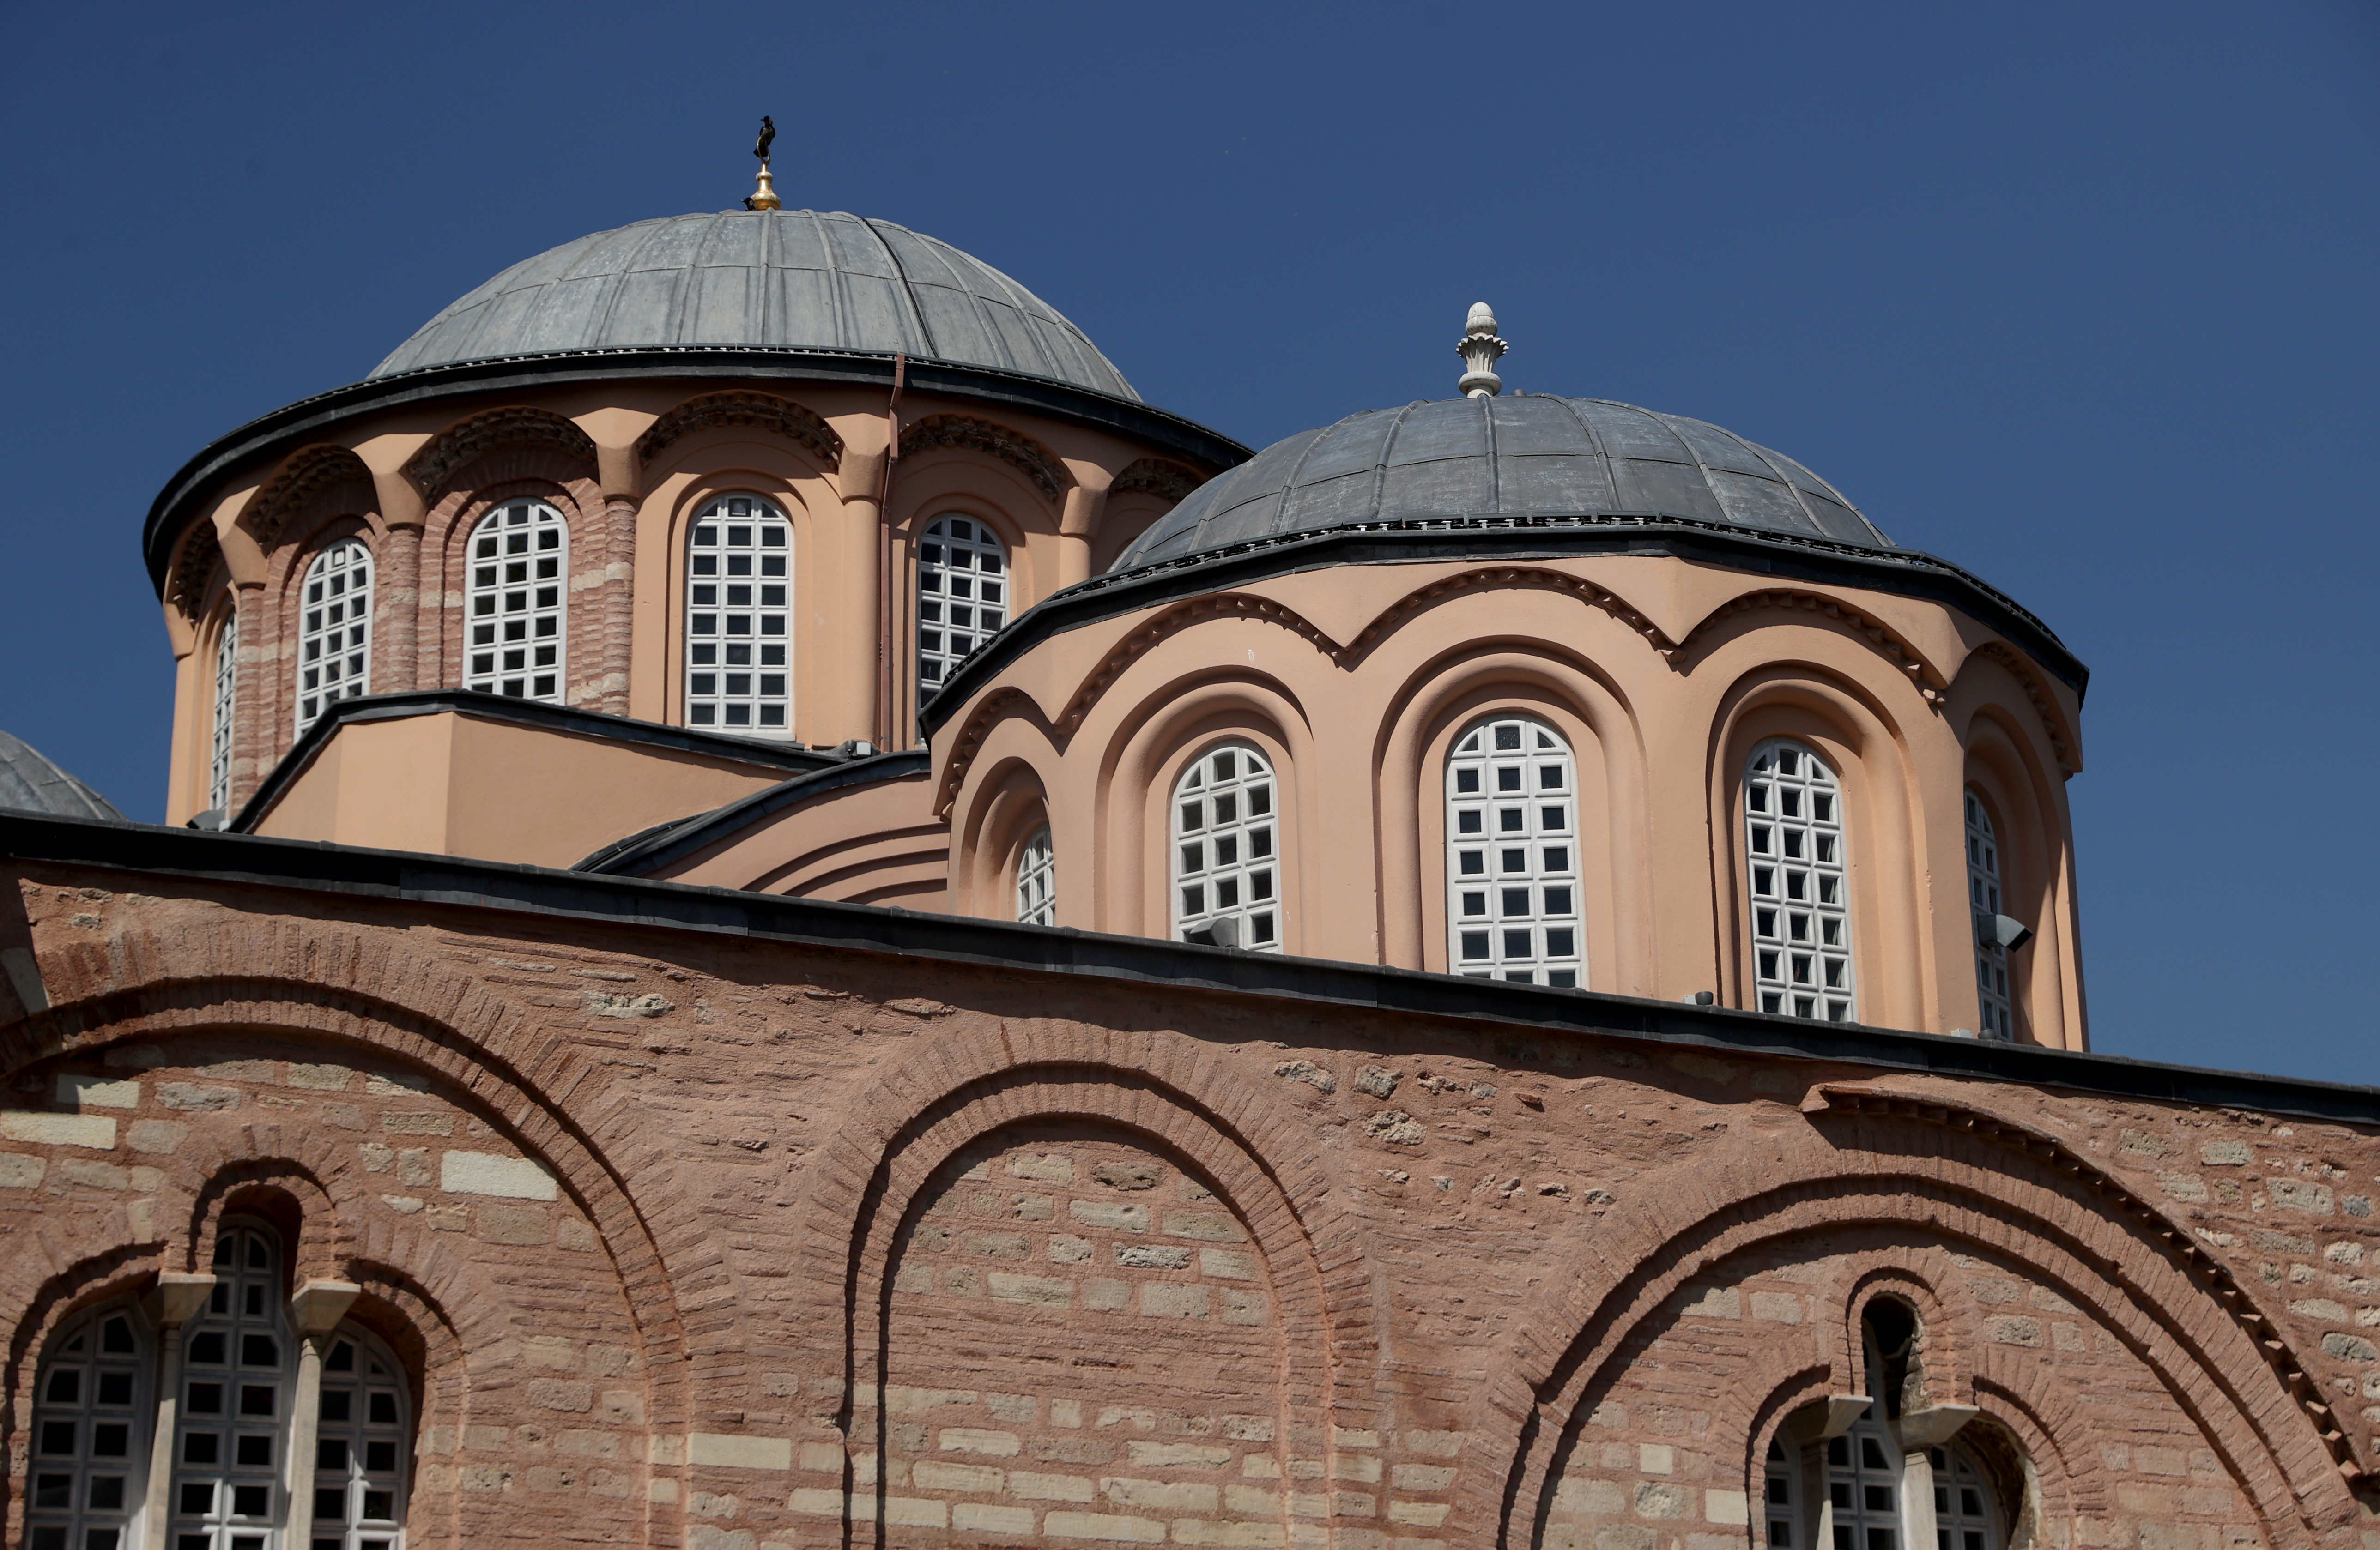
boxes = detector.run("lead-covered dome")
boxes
[372,210,1139,401]
[0,730,124,822]
[1112,395,1888,570]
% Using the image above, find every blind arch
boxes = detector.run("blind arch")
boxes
[296,539,372,733]
[1172,742,1281,952]
[684,494,792,736]
[465,499,568,702]
[1445,714,1582,987]
[1744,737,1853,1021]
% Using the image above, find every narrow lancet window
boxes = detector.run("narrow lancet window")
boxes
[684,495,791,735]
[1446,715,1582,987]
[917,515,1007,702]
[314,1328,412,1549]
[465,500,568,702]
[1966,791,2013,1040]
[1016,826,1055,926]
[209,607,239,814]
[172,1224,297,1548]
[27,1303,151,1550]
[1745,739,1853,1021]
[1173,743,1281,951]
[297,540,372,733]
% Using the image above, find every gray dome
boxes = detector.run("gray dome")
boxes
[0,731,125,822]
[1112,395,1889,570]
[372,210,1139,401]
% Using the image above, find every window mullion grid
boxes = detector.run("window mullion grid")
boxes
[27,1307,148,1550]
[684,497,791,736]
[209,609,239,813]
[172,1226,295,1550]
[296,542,372,734]
[313,1334,410,1550]
[1173,745,1280,952]
[1746,741,1853,1022]
[465,501,568,703]
[1016,828,1056,927]
[917,516,1008,703]
[1447,718,1581,988]
[1965,794,2012,1040]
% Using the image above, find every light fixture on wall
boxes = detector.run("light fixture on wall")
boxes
[1183,917,1243,949]
[1977,913,2035,952]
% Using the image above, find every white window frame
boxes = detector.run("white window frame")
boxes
[27,1301,153,1550]
[916,515,1009,703]
[1927,1443,2003,1550]
[172,1222,300,1550]
[1445,715,1583,987]
[1764,1434,1799,1550]
[296,540,372,734]
[1172,742,1281,952]
[1825,1397,1906,1550]
[684,495,792,737]
[312,1326,412,1550]
[1745,738,1854,1022]
[209,606,239,814]
[1015,826,1055,927]
[465,500,568,702]
[1965,792,2013,1040]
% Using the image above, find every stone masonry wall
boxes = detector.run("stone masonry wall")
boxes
[1,868,2376,1550]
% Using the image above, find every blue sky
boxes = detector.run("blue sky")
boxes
[0,0,2373,1082]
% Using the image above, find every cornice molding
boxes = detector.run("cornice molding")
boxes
[636,390,842,472]
[1973,641,2077,772]
[1343,565,1674,663]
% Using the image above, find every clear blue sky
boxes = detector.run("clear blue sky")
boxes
[1,1,2373,1083]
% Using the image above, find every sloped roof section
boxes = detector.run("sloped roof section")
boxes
[1110,395,1888,570]
[0,731,125,822]
[372,210,1139,402]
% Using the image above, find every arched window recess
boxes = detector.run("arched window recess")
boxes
[208,605,240,816]
[684,494,792,736]
[296,539,373,734]
[1744,739,1853,1022]
[1173,742,1280,952]
[1015,826,1055,927]
[465,499,568,702]
[917,515,1009,704]
[1445,714,1583,988]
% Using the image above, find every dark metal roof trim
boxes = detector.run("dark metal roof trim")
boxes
[921,514,2089,734]
[572,749,931,875]
[1,811,2370,1126]
[231,690,845,834]
[142,348,1253,591]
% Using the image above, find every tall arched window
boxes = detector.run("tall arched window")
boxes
[313,1327,412,1550]
[1818,1308,2004,1550]
[1929,1443,2003,1550]
[1446,715,1582,987]
[917,515,1008,702]
[172,1224,298,1547]
[1745,739,1853,1021]
[297,540,372,733]
[1965,791,2013,1040]
[1763,1435,1798,1549]
[28,1302,151,1550]
[465,500,568,702]
[1172,742,1280,951]
[1015,826,1056,926]
[684,495,791,735]
[209,607,239,814]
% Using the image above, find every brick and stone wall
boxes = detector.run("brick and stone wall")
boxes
[2,863,2375,1549]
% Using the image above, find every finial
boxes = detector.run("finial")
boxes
[744,116,781,212]
[1457,302,1506,398]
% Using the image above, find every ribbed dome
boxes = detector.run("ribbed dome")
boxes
[0,731,125,822]
[372,210,1139,401]
[1112,395,1888,571]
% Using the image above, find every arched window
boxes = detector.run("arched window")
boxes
[917,516,1008,702]
[1172,742,1280,951]
[172,1223,298,1548]
[1745,739,1853,1021]
[1965,792,2013,1040]
[465,500,568,702]
[297,540,372,733]
[1929,1443,2002,1550]
[684,495,792,735]
[1015,826,1056,927]
[209,607,239,814]
[1817,1309,2004,1550]
[314,1327,412,1550]
[1446,715,1582,987]
[28,1302,151,1550]
[1763,1435,1798,1548]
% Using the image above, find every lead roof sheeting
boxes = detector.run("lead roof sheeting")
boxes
[0,732,125,823]
[372,211,1139,401]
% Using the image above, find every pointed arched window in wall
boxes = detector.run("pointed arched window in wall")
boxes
[1173,742,1280,952]
[27,1302,151,1550]
[684,495,791,735]
[917,516,1008,703]
[465,500,568,702]
[1966,792,2013,1040]
[173,1223,298,1548]
[209,608,239,814]
[313,1328,412,1550]
[1015,826,1056,926]
[297,540,372,734]
[1446,715,1582,987]
[1745,739,1853,1021]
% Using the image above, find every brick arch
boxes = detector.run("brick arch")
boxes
[0,923,697,1451]
[183,1153,351,1283]
[242,444,378,550]
[1341,564,1676,665]
[636,390,842,471]
[1673,585,1952,706]
[782,1018,1378,1524]
[1465,1114,2358,1550]
[899,414,1071,502]
[405,406,598,501]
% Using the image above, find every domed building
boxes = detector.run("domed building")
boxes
[2,176,2374,1550]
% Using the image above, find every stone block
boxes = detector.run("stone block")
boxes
[954,1502,1036,1534]
[690,1434,793,1470]
[1013,1471,1096,1502]
[1142,1284,1210,1319]
[1,1112,115,1147]
[941,1429,1022,1456]
[990,1272,1074,1307]
[56,1075,139,1108]
[1044,1510,1167,1542]
[1072,1201,1150,1232]
[442,1150,559,1200]
[156,1085,239,1114]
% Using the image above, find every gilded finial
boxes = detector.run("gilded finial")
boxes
[744,116,781,212]
[1457,302,1507,398]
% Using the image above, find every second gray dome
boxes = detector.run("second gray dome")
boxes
[373,210,1139,401]
[1112,396,1889,570]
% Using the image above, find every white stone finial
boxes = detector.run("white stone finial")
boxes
[1457,302,1507,398]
